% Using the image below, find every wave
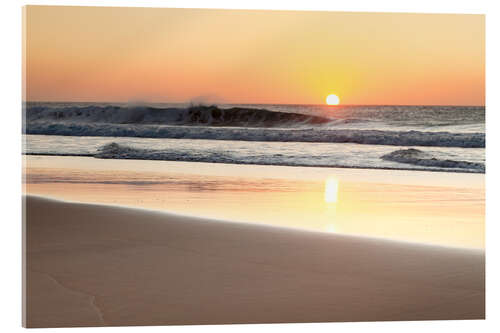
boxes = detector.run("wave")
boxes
[381,148,485,172]
[52,143,475,173]
[25,104,332,127]
[24,122,485,148]
[95,142,240,164]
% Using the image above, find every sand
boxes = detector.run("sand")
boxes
[24,195,485,327]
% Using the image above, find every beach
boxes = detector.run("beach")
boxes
[23,154,485,326]
[21,6,486,328]
[25,195,485,327]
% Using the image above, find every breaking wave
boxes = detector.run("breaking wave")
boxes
[96,142,245,164]
[381,148,485,172]
[24,103,485,148]
[67,143,481,173]
[25,104,331,127]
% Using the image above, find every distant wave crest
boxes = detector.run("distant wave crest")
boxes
[381,148,485,172]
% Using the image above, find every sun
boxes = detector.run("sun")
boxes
[326,94,340,105]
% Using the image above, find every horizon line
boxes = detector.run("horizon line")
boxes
[22,100,486,107]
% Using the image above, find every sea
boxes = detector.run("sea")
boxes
[23,102,485,173]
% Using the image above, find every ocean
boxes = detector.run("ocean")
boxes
[23,102,485,173]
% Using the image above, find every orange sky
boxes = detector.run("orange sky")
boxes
[24,6,485,105]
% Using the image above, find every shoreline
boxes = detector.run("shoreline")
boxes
[24,195,485,327]
[22,152,485,174]
[25,194,484,252]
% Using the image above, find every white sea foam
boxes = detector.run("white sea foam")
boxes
[381,148,485,172]
[87,142,484,173]
[25,122,484,148]
[23,135,485,173]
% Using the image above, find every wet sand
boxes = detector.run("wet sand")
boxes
[24,195,485,327]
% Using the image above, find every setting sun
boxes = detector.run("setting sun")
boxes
[326,94,340,105]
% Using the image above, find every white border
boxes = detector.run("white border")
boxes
[8,0,491,13]
[2,0,498,332]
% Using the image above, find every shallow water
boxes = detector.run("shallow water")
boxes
[23,155,485,249]
[24,134,485,173]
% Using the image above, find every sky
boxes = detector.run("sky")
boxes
[24,6,485,105]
